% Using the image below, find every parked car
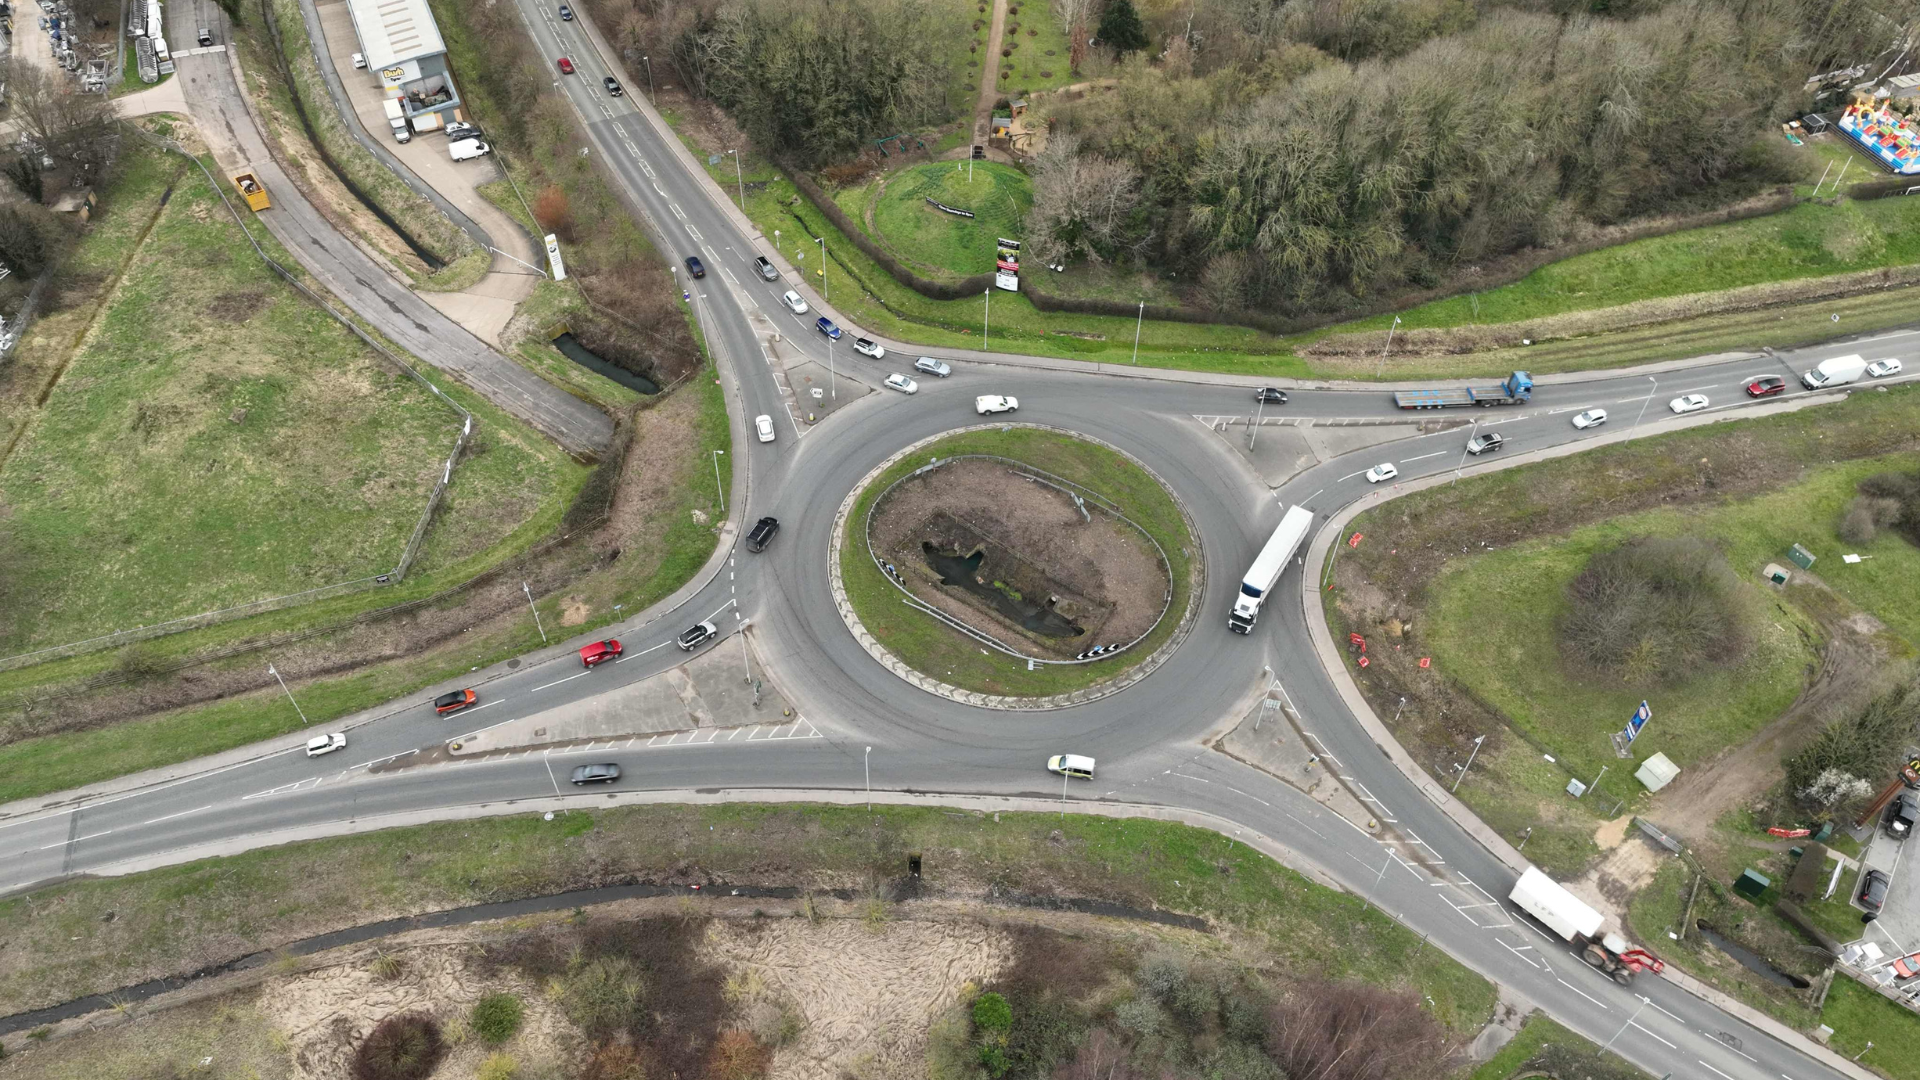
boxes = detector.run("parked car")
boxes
[914,356,951,378]
[1572,409,1608,429]
[556,56,575,74]
[853,337,885,358]
[305,733,347,757]
[1886,791,1918,840]
[1365,463,1399,484]
[558,3,574,18]
[1047,754,1096,779]
[884,373,919,394]
[1466,432,1504,455]
[755,414,775,443]
[1745,376,1787,397]
[449,138,491,162]
[433,688,477,715]
[677,621,719,651]
[815,316,841,340]
[1859,868,1891,918]
[1669,393,1710,414]
[746,516,780,553]
[570,763,621,785]
[1867,358,1904,378]
[579,639,623,667]
[975,395,1018,414]
[1254,387,1289,405]
[445,121,482,141]
[351,52,367,69]
[780,290,808,314]
[603,77,624,97]
[685,256,705,279]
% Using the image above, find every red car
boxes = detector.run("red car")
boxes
[580,639,622,667]
[557,56,575,75]
[433,688,477,714]
[1746,376,1786,397]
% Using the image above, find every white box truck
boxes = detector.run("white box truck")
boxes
[1508,868,1664,985]
[382,98,412,144]
[1801,353,1867,389]
[1229,505,1314,634]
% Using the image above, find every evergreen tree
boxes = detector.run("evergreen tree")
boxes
[1097,0,1148,54]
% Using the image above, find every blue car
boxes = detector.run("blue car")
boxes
[684,255,705,279]
[815,316,841,340]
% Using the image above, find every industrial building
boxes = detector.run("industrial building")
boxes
[343,0,461,130]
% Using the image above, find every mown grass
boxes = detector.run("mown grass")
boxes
[855,161,1032,278]
[998,1,1076,96]
[1464,1014,1650,1080]
[839,427,1193,696]
[0,804,1496,1033]
[1822,976,1920,1080]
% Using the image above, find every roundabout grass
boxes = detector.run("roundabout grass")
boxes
[840,427,1195,698]
[867,162,1032,278]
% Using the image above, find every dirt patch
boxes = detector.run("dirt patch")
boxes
[204,289,268,323]
[869,457,1169,658]
[1572,836,1673,922]
[557,595,592,627]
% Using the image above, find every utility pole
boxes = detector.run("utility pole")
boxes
[1585,764,1609,800]
[982,288,990,352]
[1453,734,1485,792]
[267,663,309,725]
[522,582,546,643]
[738,619,752,683]
[641,56,654,104]
[1249,394,1266,451]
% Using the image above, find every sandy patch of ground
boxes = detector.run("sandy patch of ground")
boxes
[703,917,1014,1080]
[257,946,576,1080]
[558,595,592,626]
[1572,834,1675,924]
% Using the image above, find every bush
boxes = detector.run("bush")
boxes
[1265,981,1443,1080]
[971,991,1012,1034]
[534,185,573,240]
[470,992,525,1045]
[1785,680,1920,809]
[704,1030,768,1080]
[1854,472,1920,545]
[477,1053,518,1080]
[558,955,645,1039]
[579,1043,647,1080]
[1558,536,1753,685]
[350,1013,446,1080]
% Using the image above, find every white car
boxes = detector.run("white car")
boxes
[754,414,775,443]
[1365,463,1398,484]
[1572,409,1607,429]
[853,337,885,359]
[780,290,808,315]
[914,356,951,378]
[1867,358,1904,378]
[975,395,1019,415]
[1668,394,1709,414]
[884,373,919,395]
[351,52,367,69]
[1047,754,1096,779]
[305,733,347,757]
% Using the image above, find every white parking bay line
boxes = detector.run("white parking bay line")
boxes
[531,671,591,692]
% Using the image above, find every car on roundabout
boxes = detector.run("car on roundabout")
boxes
[305,733,347,757]
[1668,393,1709,414]
[1868,358,1904,378]
[1047,754,1096,779]
[853,337,885,358]
[815,317,841,340]
[579,639,622,667]
[746,516,780,552]
[914,356,951,377]
[1572,409,1607,429]
[677,621,719,651]
[1365,463,1398,483]
[884,373,918,395]
[975,395,1018,415]
[1466,432,1504,455]
[1254,387,1288,405]
[780,291,808,315]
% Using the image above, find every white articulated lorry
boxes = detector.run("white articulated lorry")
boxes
[1801,353,1867,389]
[1509,867,1664,985]
[1229,505,1314,634]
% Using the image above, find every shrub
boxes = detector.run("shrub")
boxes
[1265,981,1443,1080]
[704,1030,768,1080]
[477,1053,519,1080]
[534,185,573,240]
[1785,680,1920,809]
[558,956,644,1039]
[470,992,525,1045]
[1558,536,1753,685]
[579,1043,647,1080]
[350,1013,446,1080]
[971,991,1012,1033]
[1857,471,1920,545]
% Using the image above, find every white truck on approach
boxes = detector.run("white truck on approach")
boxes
[1229,505,1314,634]
[1508,867,1665,985]
[1801,353,1867,390]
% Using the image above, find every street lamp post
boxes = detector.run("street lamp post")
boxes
[1249,394,1266,452]
[1632,375,1658,433]
[1131,300,1143,365]
[266,663,309,725]
[816,236,827,301]
[1452,734,1485,792]
[864,746,872,810]
[711,449,726,513]
[522,581,547,643]
[738,618,752,683]
[983,288,990,352]
[725,149,745,211]
[641,56,654,104]
[1374,315,1402,377]
[1453,418,1479,485]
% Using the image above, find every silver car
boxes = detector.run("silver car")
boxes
[914,356,952,378]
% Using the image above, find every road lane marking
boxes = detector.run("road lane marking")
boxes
[139,805,213,826]
[1556,978,1609,1010]
[1336,469,1366,481]
[1500,940,1540,968]
[531,671,592,692]
[243,777,322,800]
[1402,450,1446,462]
[1643,999,1683,1023]
[1697,1061,1737,1080]
[37,830,111,850]
[1629,1021,1674,1049]
[615,639,674,662]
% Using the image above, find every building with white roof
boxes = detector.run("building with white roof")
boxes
[344,0,461,125]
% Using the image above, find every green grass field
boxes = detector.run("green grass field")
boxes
[862,161,1032,278]
[0,151,557,656]
[997,1,1077,96]
[1823,976,1920,1080]
[1467,1014,1649,1080]
[841,428,1193,696]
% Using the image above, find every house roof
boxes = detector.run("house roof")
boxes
[345,0,445,69]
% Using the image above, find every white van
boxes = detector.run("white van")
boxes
[1047,754,1096,779]
[381,98,411,144]
[449,138,492,162]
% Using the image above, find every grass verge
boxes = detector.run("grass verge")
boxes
[1822,976,1920,1080]
[853,160,1031,279]
[1466,1014,1651,1080]
[0,804,1495,1033]
[840,427,1193,696]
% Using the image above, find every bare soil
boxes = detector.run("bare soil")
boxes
[869,457,1169,658]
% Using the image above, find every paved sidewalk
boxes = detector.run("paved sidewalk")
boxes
[1217,683,1374,831]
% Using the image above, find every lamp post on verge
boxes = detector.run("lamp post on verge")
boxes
[864,746,872,810]
[711,449,726,513]
[983,288,990,353]
[1632,375,1658,433]
[522,582,547,643]
[1131,300,1143,364]
[1453,734,1485,792]
[267,663,309,725]
[816,236,827,301]
[724,149,745,211]
[1374,315,1402,377]
[1249,394,1266,452]
[641,56,654,104]
[1453,418,1479,485]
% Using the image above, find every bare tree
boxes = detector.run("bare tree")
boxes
[1265,981,1446,1080]
[1025,131,1143,267]
[7,63,117,174]
[1054,0,1093,73]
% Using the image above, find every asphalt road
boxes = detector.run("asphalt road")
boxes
[7,3,1917,1077]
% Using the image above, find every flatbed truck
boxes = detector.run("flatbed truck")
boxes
[1394,371,1532,410]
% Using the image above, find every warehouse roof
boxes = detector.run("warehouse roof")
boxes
[345,0,445,70]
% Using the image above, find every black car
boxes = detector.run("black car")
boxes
[1466,432,1505,455]
[677,620,718,651]
[1254,387,1289,405]
[603,76,624,97]
[1858,868,1891,918]
[1886,791,1918,839]
[557,3,574,18]
[685,256,706,279]
[570,762,620,785]
[746,516,780,553]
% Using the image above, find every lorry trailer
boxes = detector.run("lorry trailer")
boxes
[1229,505,1314,634]
[1508,867,1664,985]
[1395,371,1533,410]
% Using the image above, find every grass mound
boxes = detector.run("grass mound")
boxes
[1559,536,1754,686]
[868,161,1032,277]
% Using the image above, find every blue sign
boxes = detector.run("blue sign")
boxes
[1621,701,1652,743]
